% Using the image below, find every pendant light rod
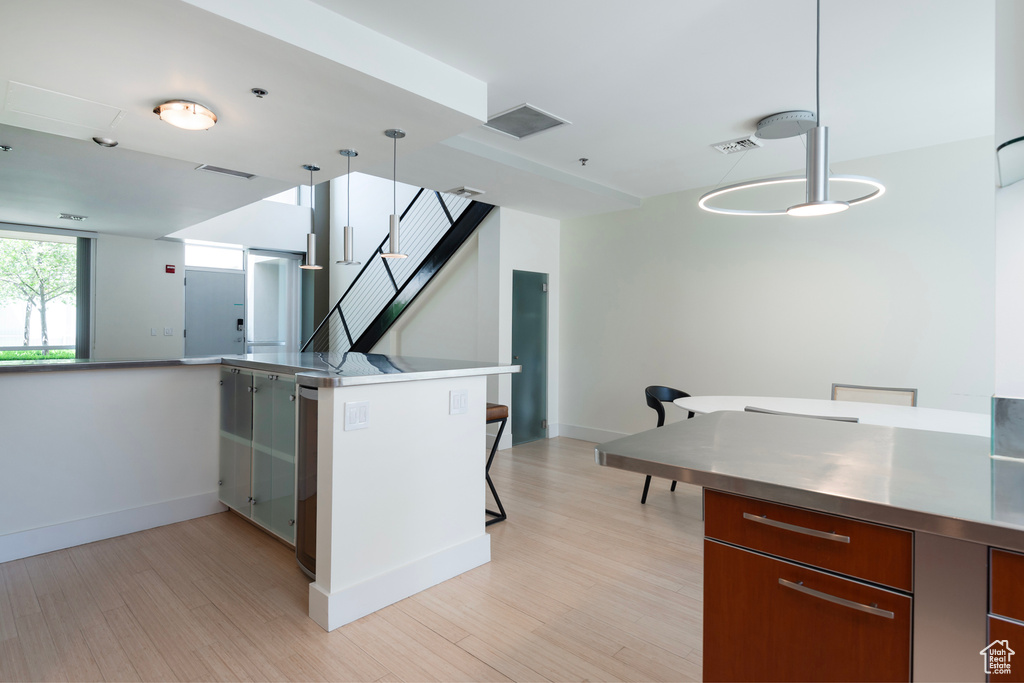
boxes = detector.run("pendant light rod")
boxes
[815,0,820,125]
[337,149,360,265]
[381,128,408,259]
[300,164,323,269]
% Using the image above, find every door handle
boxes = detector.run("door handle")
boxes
[513,356,519,360]
[778,579,894,619]
[743,512,850,543]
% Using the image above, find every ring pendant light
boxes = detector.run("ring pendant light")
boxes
[336,149,361,266]
[300,164,323,270]
[698,0,884,217]
[381,129,408,259]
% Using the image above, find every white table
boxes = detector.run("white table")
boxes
[673,395,990,437]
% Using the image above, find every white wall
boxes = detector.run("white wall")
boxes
[996,179,1024,397]
[371,206,561,447]
[559,137,996,441]
[169,198,310,253]
[0,365,223,562]
[494,208,561,440]
[93,234,186,359]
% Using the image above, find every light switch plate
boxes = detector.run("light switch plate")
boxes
[345,400,370,431]
[450,389,468,415]
[150,328,157,336]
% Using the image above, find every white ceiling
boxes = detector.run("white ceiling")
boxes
[0,0,997,236]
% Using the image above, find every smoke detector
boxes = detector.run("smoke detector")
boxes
[711,135,763,155]
[446,186,485,198]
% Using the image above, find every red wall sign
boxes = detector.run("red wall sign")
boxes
[166,265,176,273]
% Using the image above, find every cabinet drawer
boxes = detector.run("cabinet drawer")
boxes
[704,539,912,682]
[992,549,1024,621]
[988,616,1024,682]
[704,489,913,591]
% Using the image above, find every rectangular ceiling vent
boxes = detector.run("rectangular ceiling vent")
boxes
[712,135,764,155]
[484,103,570,140]
[195,164,256,180]
[58,213,87,221]
[445,186,485,198]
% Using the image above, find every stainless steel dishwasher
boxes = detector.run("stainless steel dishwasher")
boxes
[296,386,317,578]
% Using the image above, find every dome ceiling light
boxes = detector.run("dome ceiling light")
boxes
[698,0,884,217]
[153,100,217,131]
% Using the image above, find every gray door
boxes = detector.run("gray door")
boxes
[511,270,548,445]
[184,269,245,356]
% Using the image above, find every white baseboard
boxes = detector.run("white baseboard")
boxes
[308,533,491,632]
[556,423,629,444]
[0,492,226,564]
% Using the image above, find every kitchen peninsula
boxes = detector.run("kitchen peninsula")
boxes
[0,352,519,632]
[597,410,1024,682]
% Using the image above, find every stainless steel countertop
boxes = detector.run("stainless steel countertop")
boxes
[221,352,520,387]
[0,356,223,373]
[596,411,1024,552]
[0,351,519,386]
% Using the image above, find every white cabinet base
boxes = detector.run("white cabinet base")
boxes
[308,533,490,631]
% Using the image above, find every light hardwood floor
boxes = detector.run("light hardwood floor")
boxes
[0,437,704,682]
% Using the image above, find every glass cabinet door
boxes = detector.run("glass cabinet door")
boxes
[251,373,296,543]
[219,368,253,514]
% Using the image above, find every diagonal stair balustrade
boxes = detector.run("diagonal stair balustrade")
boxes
[302,188,493,354]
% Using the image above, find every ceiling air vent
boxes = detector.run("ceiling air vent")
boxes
[484,104,570,140]
[195,164,256,180]
[711,135,764,155]
[58,213,87,221]
[445,186,485,198]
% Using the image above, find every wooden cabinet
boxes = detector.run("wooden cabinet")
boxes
[705,490,913,591]
[704,490,913,682]
[988,549,1024,682]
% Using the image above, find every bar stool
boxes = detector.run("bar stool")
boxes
[485,403,509,526]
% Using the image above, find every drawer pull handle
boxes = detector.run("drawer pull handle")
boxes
[779,578,895,619]
[742,512,851,543]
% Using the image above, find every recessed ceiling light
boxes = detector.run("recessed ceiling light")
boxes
[251,88,268,98]
[59,213,87,221]
[153,100,217,130]
[92,137,118,148]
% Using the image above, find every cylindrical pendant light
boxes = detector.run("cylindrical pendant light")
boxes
[786,125,849,216]
[300,164,323,270]
[336,149,361,265]
[381,128,408,259]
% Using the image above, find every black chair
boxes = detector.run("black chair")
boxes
[484,403,509,525]
[642,385,694,504]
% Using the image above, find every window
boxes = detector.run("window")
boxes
[0,230,81,360]
[184,242,244,270]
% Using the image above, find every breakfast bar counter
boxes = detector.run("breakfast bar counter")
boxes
[597,411,1023,682]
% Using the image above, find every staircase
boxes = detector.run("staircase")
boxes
[301,188,494,354]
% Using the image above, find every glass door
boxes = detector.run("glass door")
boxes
[246,251,300,354]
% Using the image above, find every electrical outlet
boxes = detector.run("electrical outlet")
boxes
[450,389,468,415]
[345,401,370,431]
[163,327,173,336]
